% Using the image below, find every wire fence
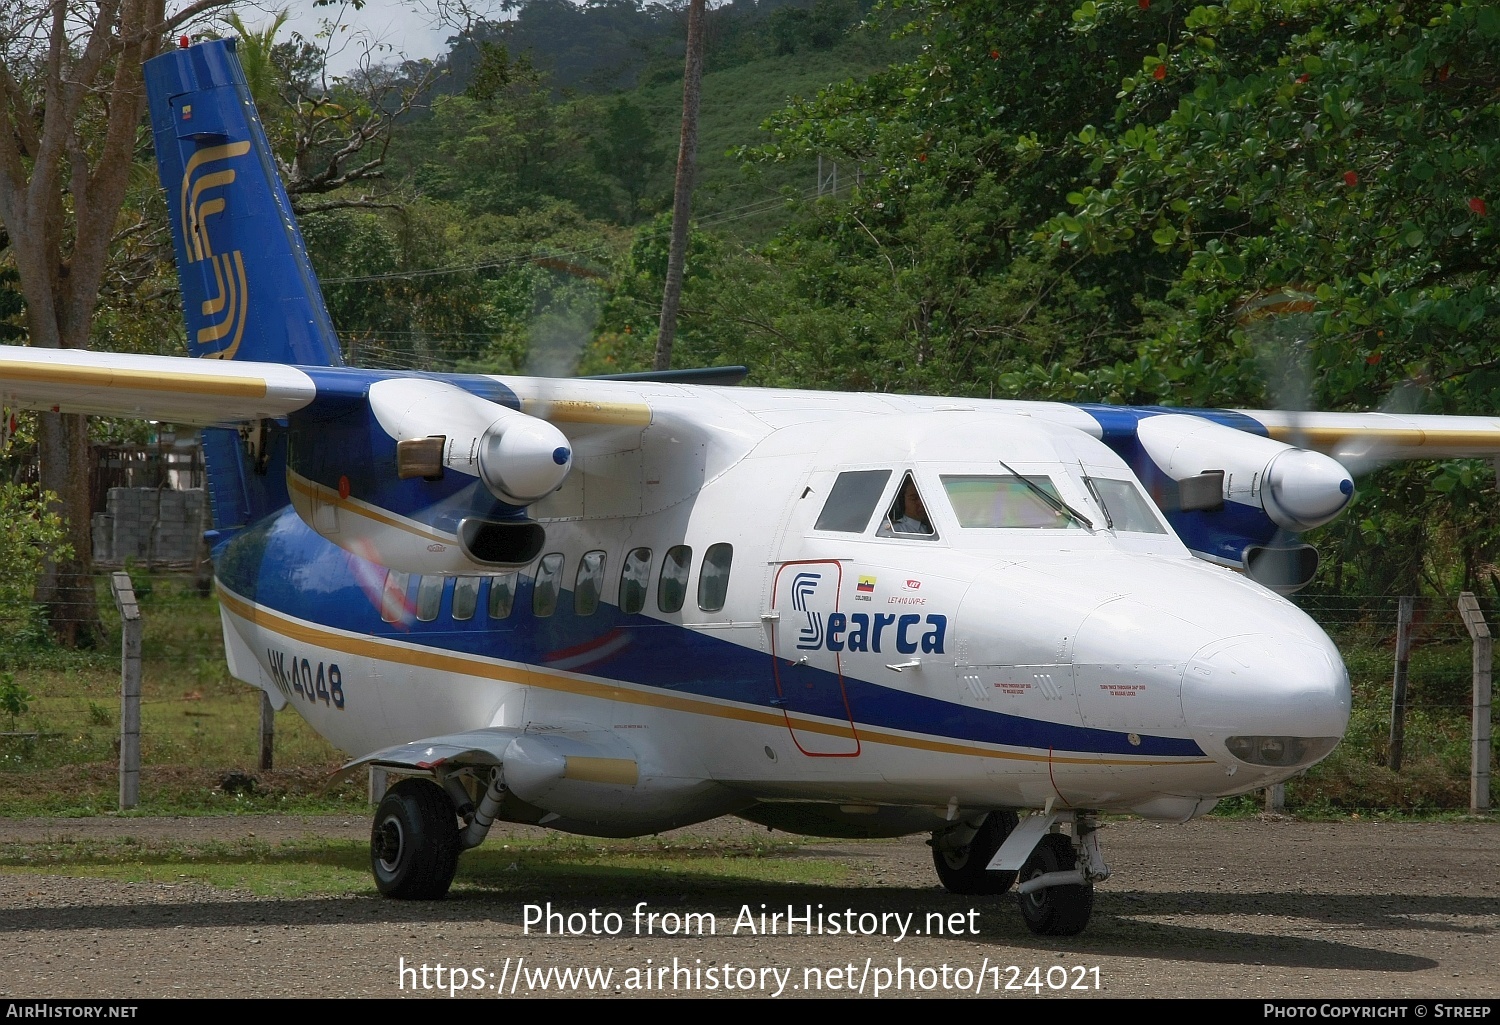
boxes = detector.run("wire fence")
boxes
[1295,594,1494,713]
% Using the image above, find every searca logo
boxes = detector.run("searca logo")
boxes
[819,612,947,654]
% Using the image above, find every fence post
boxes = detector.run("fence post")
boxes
[1389,595,1415,771]
[109,573,141,811]
[1457,593,1492,814]
[258,691,275,771]
[1263,783,1285,814]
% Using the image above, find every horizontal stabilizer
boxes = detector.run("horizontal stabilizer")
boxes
[584,365,749,386]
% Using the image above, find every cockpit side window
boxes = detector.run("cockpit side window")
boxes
[815,469,892,532]
[1085,477,1168,534]
[877,473,938,540]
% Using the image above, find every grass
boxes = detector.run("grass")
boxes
[0,571,362,816]
[0,832,847,899]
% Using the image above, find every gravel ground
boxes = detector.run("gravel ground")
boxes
[0,815,1496,999]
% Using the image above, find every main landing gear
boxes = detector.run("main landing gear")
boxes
[930,810,1019,894]
[370,769,510,899]
[371,779,461,899]
[931,810,1109,937]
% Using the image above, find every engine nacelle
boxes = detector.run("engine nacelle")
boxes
[286,378,572,575]
[368,378,572,505]
[1137,413,1353,532]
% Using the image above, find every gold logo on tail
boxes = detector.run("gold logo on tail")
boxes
[180,141,252,359]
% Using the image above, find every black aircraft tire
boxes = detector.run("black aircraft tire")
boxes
[931,810,1020,895]
[1016,832,1094,936]
[370,779,461,900]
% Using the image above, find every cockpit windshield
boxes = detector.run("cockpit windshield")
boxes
[940,475,1084,530]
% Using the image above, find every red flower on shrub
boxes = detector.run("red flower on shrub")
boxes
[1470,197,1488,216]
[1343,171,1359,187]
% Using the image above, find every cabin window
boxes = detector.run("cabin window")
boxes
[657,545,692,613]
[380,570,409,624]
[487,573,517,620]
[620,547,652,614]
[1085,477,1168,534]
[575,550,606,616]
[877,473,938,539]
[941,474,1082,529]
[697,543,733,612]
[452,576,480,621]
[815,469,892,532]
[533,553,565,618]
[415,575,444,622]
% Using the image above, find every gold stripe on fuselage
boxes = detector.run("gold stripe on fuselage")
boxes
[284,469,455,546]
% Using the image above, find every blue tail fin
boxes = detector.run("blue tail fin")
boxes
[145,38,342,544]
[145,38,343,368]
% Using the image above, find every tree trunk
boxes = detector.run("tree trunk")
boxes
[36,413,100,647]
[655,0,706,372]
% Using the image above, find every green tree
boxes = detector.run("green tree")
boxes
[1054,0,1498,413]
[591,97,666,223]
[408,52,612,220]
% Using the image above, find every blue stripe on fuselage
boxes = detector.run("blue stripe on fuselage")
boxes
[219,506,1205,759]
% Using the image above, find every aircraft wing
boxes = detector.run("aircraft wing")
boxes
[1236,409,1500,462]
[0,345,316,425]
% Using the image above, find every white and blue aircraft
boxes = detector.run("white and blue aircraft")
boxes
[5,39,1500,935]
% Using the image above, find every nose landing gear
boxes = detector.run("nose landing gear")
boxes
[931,810,1109,936]
[1016,832,1094,935]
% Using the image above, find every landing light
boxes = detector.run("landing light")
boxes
[1224,735,1339,767]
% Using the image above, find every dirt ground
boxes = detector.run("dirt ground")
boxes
[0,815,1496,999]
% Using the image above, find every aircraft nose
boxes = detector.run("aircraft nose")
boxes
[1183,632,1350,769]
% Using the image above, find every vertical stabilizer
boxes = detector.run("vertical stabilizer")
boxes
[145,38,341,545]
[145,38,343,368]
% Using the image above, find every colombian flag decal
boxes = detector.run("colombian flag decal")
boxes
[856,575,876,592]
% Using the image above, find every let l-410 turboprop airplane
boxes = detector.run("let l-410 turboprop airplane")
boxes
[6,39,1500,937]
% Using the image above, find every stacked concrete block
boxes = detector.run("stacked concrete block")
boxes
[93,487,207,566]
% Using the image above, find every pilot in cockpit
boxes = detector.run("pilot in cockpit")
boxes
[887,476,934,536]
